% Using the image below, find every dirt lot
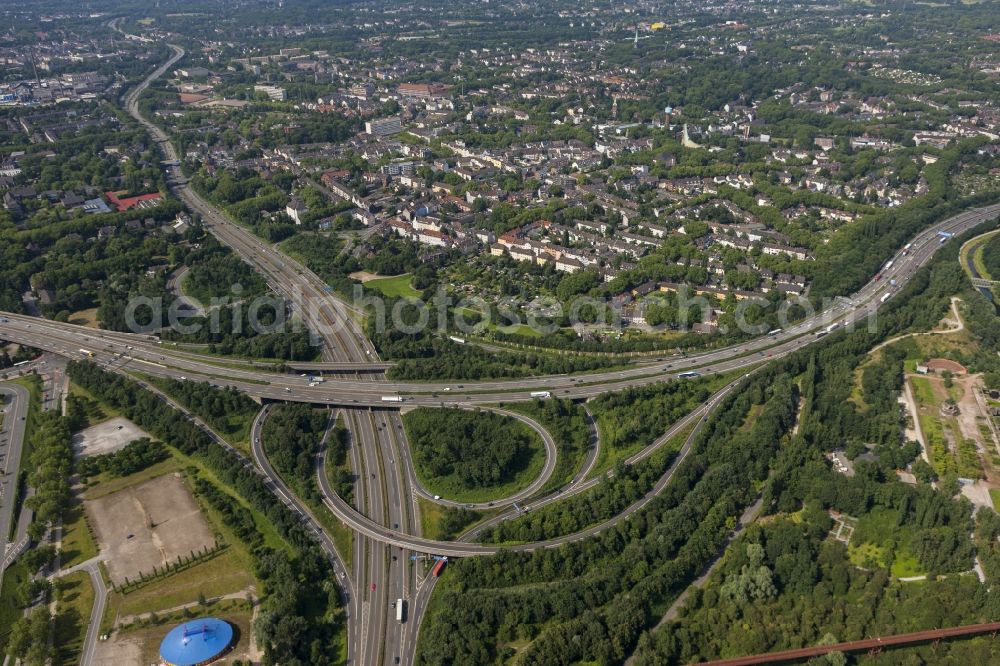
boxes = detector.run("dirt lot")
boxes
[348,270,387,282]
[73,417,151,457]
[955,375,994,448]
[67,308,99,328]
[85,473,216,586]
[89,634,142,666]
[94,610,257,666]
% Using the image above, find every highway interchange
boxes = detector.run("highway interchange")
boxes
[1,36,999,666]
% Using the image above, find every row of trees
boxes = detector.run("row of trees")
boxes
[418,219,1000,664]
[76,438,168,481]
[417,362,797,665]
[66,362,344,664]
[153,377,258,441]
[383,333,621,380]
[23,411,73,541]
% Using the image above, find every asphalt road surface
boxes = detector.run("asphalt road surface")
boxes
[0,384,28,569]
[21,32,994,665]
[2,198,997,409]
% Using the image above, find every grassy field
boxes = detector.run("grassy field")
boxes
[59,500,98,569]
[497,323,543,338]
[418,496,445,540]
[126,605,256,665]
[52,571,95,666]
[418,497,493,541]
[364,274,421,298]
[113,548,252,617]
[170,447,290,554]
[910,376,937,407]
[909,376,982,479]
[82,458,180,500]
[94,469,257,621]
[73,419,260,623]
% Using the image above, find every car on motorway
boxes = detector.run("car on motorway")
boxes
[433,495,441,500]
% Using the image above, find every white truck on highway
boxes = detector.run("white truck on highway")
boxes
[530,391,552,399]
[381,396,404,403]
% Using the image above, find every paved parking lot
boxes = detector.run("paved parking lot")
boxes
[72,417,150,457]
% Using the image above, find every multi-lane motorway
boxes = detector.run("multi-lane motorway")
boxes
[121,39,424,666]
[0,384,28,568]
[0,176,996,664]
[5,29,996,665]
[1,196,997,408]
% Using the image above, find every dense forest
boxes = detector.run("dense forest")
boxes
[588,377,718,451]
[501,398,591,493]
[632,503,995,664]
[262,403,331,506]
[76,438,168,481]
[160,303,319,361]
[151,377,258,442]
[416,220,1000,665]
[181,234,269,305]
[404,408,539,491]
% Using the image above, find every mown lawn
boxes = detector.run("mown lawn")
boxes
[365,274,421,298]
[113,547,252,618]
